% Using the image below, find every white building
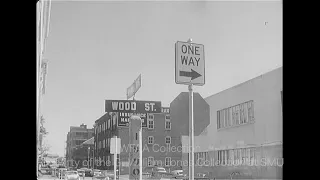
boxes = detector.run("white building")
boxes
[182,67,283,179]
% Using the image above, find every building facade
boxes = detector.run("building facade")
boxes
[66,124,94,169]
[181,67,283,179]
[94,107,182,173]
[68,137,94,169]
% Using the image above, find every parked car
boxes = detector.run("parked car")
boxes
[155,167,167,173]
[90,169,101,177]
[81,168,92,177]
[77,169,85,177]
[103,170,119,180]
[92,173,109,180]
[64,171,80,180]
[171,170,185,179]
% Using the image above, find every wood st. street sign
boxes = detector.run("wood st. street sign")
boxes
[175,41,205,86]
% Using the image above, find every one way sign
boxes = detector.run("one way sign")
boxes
[175,41,205,86]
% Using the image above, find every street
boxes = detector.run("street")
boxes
[38,175,175,180]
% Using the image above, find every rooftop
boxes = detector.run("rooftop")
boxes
[205,66,282,100]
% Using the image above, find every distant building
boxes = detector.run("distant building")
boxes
[181,67,283,179]
[43,154,59,165]
[93,107,181,173]
[66,124,94,168]
[69,137,94,169]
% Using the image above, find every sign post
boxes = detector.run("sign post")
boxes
[175,38,205,180]
[114,136,117,180]
[111,137,121,180]
[128,116,142,180]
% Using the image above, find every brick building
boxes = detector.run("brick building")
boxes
[66,124,94,168]
[94,107,182,173]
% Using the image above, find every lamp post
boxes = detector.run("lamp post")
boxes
[93,146,95,170]
[88,147,90,169]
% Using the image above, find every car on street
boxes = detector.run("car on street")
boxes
[92,173,109,180]
[103,170,119,180]
[77,169,85,177]
[171,170,186,179]
[155,167,167,173]
[90,169,101,177]
[64,171,81,180]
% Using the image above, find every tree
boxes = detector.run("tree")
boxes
[40,115,48,136]
[38,141,51,157]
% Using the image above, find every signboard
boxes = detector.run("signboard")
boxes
[175,41,205,86]
[110,137,121,154]
[105,100,161,113]
[127,74,141,100]
[118,112,147,127]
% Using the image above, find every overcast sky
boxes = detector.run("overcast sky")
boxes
[42,0,282,157]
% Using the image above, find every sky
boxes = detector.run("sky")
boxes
[41,0,282,157]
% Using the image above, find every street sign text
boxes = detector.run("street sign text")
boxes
[175,41,205,86]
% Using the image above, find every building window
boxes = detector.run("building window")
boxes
[165,119,171,130]
[217,111,220,129]
[248,101,254,122]
[246,148,250,165]
[235,105,240,125]
[229,150,234,165]
[220,109,225,128]
[165,136,171,144]
[217,101,255,130]
[148,114,154,120]
[228,107,233,127]
[148,119,154,129]
[225,109,229,127]
[281,91,283,110]
[232,106,236,126]
[165,157,171,166]
[243,102,248,124]
[217,151,221,165]
[241,148,246,165]
[148,136,154,144]
[148,157,154,166]
[113,115,116,126]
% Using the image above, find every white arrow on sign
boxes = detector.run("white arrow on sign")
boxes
[175,41,205,86]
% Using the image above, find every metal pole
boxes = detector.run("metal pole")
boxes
[187,38,194,180]
[139,120,142,180]
[188,84,194,180]
[93,147,95,170]
[114,136,117,180]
